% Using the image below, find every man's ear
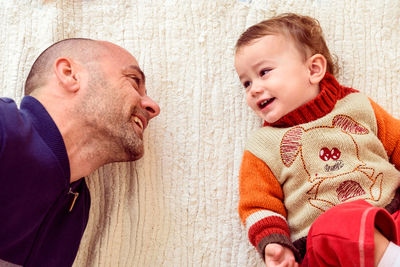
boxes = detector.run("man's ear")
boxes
[53,57,81,93]
[307,54,327,85]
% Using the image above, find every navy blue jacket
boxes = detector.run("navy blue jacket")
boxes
[0,96,90,267]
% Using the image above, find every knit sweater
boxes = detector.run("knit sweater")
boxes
[238,73,400,260]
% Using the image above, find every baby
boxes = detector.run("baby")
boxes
[235,13,400,266]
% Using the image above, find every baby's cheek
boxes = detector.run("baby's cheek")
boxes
[246,98,255,110]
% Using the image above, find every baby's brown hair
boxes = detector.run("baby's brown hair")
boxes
[235,13,338,76]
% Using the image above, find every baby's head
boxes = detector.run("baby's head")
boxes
[234,13,338,124]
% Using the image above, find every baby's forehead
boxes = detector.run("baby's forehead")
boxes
[268,32,312,59]
[235,33,297,54]
[236,32,291,48]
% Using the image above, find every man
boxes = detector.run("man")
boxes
[0,38,160,267]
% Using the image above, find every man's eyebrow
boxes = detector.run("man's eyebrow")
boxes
[128,65,146,83]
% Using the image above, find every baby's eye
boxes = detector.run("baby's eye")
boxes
[243,81,251,89]
[260,69,271,76]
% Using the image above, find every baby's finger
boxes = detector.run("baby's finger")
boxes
[285,258,298,267]
[265,243,283,258]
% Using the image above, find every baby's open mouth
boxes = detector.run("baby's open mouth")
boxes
[258,97,275,109]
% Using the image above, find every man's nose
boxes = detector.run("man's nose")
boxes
[142,95,160,119]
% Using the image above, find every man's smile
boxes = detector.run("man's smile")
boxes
[132,115,145,130]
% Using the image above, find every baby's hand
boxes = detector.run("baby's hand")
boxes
[264,243,299,267]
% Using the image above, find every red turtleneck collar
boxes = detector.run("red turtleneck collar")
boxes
[263,72,358,128]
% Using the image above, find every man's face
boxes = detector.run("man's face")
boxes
[234,34,319,124]
[80,42,160,162]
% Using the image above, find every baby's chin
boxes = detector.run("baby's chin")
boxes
[260,107,296,124]
[259,113,281,124]
[265,119,279,125]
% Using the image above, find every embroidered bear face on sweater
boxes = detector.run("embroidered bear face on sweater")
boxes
[280,114,383,211]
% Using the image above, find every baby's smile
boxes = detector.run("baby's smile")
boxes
[257,97,276,109]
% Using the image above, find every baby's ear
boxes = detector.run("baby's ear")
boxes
[307,54,327,85]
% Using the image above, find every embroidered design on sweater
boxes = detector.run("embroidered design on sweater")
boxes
[280,114,383,212]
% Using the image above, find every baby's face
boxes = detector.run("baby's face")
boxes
[234,34,320,123]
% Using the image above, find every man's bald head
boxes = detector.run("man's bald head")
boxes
[24,38,107,95]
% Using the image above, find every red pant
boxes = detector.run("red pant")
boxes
[302,200,399,267]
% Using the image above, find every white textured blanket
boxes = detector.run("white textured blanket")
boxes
[0,0,399,266]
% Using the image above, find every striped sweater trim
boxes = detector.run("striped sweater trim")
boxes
[247,213,300,262]
[248,217,290,246]
[246,210,290,249]
[245,210,287,231]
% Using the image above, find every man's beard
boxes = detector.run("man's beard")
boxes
[88,106,145,162]
[117,112,144,161]
[79,77,145,162]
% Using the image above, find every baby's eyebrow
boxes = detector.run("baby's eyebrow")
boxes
[238,74,247,81]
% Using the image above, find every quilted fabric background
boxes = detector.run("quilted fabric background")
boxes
[0,0,399,266]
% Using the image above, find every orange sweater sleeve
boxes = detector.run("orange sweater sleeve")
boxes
[238,150,299,260]
[238,150,287,225]
[369,98,400,169]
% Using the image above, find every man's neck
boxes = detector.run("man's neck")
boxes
[35,94,109,183]
[62,125,118,182]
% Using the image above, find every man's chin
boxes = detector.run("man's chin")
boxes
[117,133,144,161]
[131,152,144,161]
[126,145,144,161]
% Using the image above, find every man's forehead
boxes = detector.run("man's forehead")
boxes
[98,41,137,60]
[97,41,143,72]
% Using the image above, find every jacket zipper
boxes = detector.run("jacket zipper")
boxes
[68,187,79,212]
